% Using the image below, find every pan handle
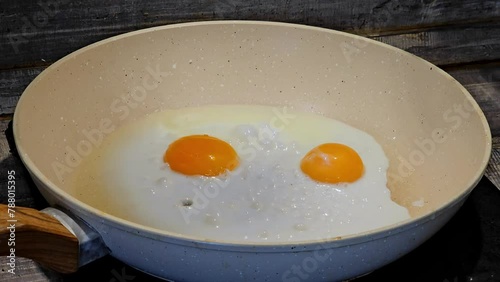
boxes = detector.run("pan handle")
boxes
[0,204,109,273]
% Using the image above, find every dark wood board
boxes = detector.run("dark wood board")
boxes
[486,137,500,188]
[0,67,44,116]
[374,22,500,66]
[1,0,499,68]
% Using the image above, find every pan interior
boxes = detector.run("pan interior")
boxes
[14,22,491,241]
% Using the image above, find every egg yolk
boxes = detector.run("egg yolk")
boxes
[300,143,364,184]
[164,135,239,176]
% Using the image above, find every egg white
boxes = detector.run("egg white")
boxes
[73,105,410,242]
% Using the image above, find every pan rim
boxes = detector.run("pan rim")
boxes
[13,20,492,249]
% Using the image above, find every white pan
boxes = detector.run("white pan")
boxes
[1,21,491,281]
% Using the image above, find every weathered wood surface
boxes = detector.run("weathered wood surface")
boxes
[0,0,499,69]
[486,137,500,189]
[375,22,500,66]
[0,67,44,116]
[0,257,63,282]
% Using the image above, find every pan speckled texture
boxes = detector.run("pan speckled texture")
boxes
[13,21,491,281]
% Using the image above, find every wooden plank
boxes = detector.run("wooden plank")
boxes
[0,0,499,69]
[0,67,45,115]
[0,257,62,282]
[373,23,500,66]
[485,137,500,189]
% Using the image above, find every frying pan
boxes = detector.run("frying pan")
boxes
[0,21,491,281]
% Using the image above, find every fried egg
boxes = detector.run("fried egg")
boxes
[73,105,410,242]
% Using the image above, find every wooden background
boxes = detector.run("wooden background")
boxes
[0,0,499,281]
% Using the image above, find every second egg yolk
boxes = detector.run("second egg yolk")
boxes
[164,135,239,177]
[300,143,364,184]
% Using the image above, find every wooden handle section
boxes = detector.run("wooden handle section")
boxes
[0,204,79,273]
